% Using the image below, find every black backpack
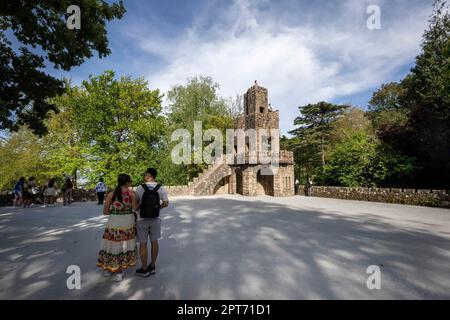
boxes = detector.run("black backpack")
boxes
[140,184,161,218]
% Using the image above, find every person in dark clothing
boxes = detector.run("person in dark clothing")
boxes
[63,178,74,206]
[23,177,35,207]
[13,177,25,207]
[305,178,313,197]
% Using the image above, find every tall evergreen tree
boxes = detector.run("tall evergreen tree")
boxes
[400,0,450,187]
[289,102,348,171]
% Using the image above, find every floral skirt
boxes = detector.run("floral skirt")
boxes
[97,213,138,272]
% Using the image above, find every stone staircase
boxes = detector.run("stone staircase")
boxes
[188,155,232,196]
[165,156,232,197]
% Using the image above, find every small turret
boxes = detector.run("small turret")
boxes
[244,81,268,115]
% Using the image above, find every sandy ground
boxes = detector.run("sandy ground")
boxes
[0,195,449,300]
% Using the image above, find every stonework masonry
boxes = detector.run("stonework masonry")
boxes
[297,186,450,208]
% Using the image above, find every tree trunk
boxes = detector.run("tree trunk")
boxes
[321,136,326,168]
[73,169,77,188]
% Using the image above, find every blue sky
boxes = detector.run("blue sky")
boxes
[37,0,435,134]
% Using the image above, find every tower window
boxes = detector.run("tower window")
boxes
[260,106,264,113]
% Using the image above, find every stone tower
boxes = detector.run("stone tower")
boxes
[164,82,295,198]
[229,81,295,197]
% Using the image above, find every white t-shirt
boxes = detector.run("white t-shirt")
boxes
[95,182,107,192]
[135,182,169,220]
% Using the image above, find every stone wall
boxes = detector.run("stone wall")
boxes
[71,189,98,202]
[297,186,450,208]
[0,193,14,206]
[165,186,194,197]
[274,164,295,197]
[234,111,279,131]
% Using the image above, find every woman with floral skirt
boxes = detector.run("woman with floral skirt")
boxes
[97,174,138,282]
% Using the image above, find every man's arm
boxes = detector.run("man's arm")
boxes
[160,200,169,209]
[159,186,169,208]
[130,190,139,211]
[130,190,139,221]
[134,186,142,209]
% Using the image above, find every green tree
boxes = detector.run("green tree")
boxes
[322,108,415,187]
[366,1,450,188]
[0,0,125,135]
[166,76,232,128]
[0,127,47,190]
[368,82,405,112]
[323,134,415,187]
[281,135,317,184]
[62,71,165,187]
[166,76,233,182]
[368,82,410,151]
[288,102,348,183]
[40,100,86,186]
[322,131,381,187]
[400,0,450,187]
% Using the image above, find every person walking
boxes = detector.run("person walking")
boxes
[134,168,169,278]
[95,178,107,205]
[63,177,74,206]
[97,174,138,282]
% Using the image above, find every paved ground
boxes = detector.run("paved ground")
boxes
[0,195,449,300]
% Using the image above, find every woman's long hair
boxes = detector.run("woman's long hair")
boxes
[48,178,55,188]
[113,174,131,203]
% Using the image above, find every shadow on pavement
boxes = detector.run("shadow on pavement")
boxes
[1,197,449,299]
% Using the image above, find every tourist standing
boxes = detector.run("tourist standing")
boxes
[13,177,25,207]
[63,178,74,206]
[97,174,138,282]
[305,178,313,197]
[22,177,33,207]
[95,178,107,205]
[43,178,57,206]
[134,168,169,278]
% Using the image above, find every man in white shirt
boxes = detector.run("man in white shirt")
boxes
[134,168,169,277]
[94,178,107,205]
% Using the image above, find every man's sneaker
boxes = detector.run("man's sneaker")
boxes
[112,271,124,282]
[135,267,150,278]
[148,264,156,275]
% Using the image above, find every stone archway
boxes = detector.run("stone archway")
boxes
[256,167,274,196]
[213,176,230,195]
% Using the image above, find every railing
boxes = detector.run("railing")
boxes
[227,150,294,165]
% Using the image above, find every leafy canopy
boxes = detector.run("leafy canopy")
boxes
[0,0,125,135]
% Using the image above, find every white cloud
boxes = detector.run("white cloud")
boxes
[130,0,433,134]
